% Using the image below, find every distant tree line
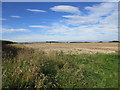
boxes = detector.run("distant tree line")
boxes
[0,40,119,45]
[109,41,119,43]
[0,40,17,45]
[46,41,63,43]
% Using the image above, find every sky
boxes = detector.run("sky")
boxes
[1,2,118,42]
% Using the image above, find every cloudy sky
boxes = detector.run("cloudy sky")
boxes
[1,2,118,42]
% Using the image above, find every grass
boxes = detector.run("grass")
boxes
[2,44,119,88]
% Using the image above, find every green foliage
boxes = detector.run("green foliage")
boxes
[2,45,118,88]
[0,40,17,45]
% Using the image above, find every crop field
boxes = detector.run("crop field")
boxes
[2,43,119,88]
[23,42,118,54]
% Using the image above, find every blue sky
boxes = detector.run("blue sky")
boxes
[1,2,118,42]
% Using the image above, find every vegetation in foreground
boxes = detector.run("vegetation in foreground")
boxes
[2,44,118,88]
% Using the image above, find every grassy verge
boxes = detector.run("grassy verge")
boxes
[2,44,118,88]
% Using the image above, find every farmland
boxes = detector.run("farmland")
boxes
[2,42,119,88]
[23,42,118,54]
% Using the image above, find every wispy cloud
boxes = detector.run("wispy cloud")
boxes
[3,2,118,42]
[26,9,46,12]
[6,21,118,42]
[50,5,80,14]
[85,3,117,17]
[23,3,117,41]
[10,16,21,18]
[1,28,28,33]
[0,18,7,21]
[29,25,49,29]
[62,3,118,26]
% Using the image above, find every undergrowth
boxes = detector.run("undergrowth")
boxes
[2,44,119,88]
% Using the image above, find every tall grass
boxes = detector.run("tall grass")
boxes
[2,44,118,88]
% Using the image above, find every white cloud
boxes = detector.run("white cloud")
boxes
[10,16,21,18]
[3,2,118,42]
[5,21,118,42]
[101,0,120,2]
[62,3,118,26]
[0,18,7,21]
[1,0,120,2]
[62,15,99,25]
[99,11,118,26]
[62,15,80,18]
[21,2,118,42]
[5,34,92,42]
[27,22,118,41]
[26,9,46,12]
[50,23,117,35]
[1,28,28,33]
[85,3,118,17]
[50,5,80,14]
[8,29,118,42]
[29,25,49,29]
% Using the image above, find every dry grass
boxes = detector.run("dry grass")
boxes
[23,43,118,54]
[2,43,119,88]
